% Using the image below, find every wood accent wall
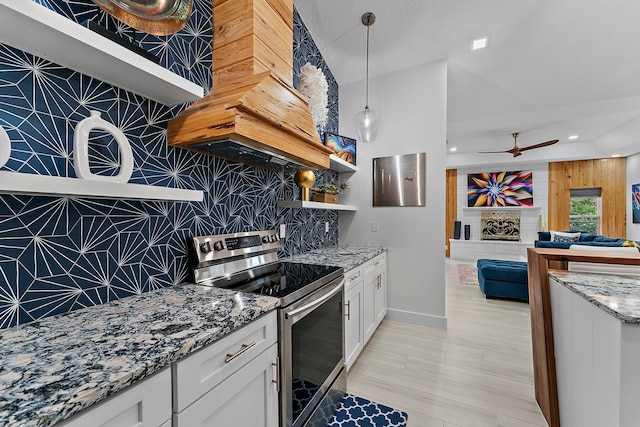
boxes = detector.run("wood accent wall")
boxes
[548,158,626,237]
[445,169,457,257]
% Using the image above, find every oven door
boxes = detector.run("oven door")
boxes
[280,276,345,427]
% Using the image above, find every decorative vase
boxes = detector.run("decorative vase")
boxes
[464,224,471,240]
[294,170,316,201]
[0,125,10,169]
[453,221,461,240]
[74,110,133,183]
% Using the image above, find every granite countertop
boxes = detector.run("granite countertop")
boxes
[550,270,640,324]
[0,285,279,427]
[286,245,387,271]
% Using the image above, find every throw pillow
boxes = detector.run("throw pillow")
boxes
[537,231,551,241]
[622,240,640,252]
[550,230,581,242]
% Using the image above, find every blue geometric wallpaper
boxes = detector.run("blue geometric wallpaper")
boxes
[0,0,340,328]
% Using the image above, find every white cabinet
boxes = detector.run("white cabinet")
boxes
[374,267,387,325]
[344,252,387,370]
[344,266,364,370]
[364,253,387,342]
[57,368,171,427]
[174,343,278,426]
[172,311,278,427]
[550,278,640,427]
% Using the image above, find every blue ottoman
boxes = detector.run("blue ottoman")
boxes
[476,259,529,302]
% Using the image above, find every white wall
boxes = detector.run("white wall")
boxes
[456,162,549,243]
[339,60,447,330]
[627,152,640,240]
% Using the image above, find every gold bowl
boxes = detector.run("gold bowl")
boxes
[91,0,193,35]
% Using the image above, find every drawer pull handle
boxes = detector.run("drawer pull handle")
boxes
[349,273,360,281]
[272,357,280,392]
[345,300,351,320]
[225,341,257,363]
[374,261,382,266]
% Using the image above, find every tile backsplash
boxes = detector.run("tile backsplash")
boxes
[0,0,340,328]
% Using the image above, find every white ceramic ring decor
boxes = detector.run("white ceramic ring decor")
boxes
[73,111,134,183]
[0,125,10,169]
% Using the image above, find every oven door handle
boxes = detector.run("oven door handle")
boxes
[284,278,345,320]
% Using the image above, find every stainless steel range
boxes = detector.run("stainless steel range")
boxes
[189,230,347,427]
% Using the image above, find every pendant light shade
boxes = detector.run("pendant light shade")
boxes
[356,12,380,143]
[356,107,380,143]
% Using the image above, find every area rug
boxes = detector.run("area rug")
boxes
[327,394,408,427]
[457,264,479,286]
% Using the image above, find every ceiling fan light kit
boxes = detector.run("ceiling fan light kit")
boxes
[480,132,559,157]
[356,12,380,143]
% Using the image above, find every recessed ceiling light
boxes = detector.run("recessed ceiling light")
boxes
[568,135,578,140]
[449,147,457,152]
[611,154,621,158]
[471,36,489,51]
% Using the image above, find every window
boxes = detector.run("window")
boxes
[569,188,601,234]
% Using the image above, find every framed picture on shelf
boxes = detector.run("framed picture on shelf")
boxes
[324,132,356,166]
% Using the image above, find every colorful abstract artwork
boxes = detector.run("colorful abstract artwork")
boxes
[324,133,356,165]
[467,171,533,207]
[633,184,640,223]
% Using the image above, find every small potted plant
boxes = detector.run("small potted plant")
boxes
[311,181,350,204]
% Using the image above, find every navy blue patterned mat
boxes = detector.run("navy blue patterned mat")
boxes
[327,393,408,427]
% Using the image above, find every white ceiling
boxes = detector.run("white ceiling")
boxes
[294,0,640,167]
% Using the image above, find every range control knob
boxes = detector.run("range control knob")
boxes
[262,235,271,243]
[271,235,279,242]
[213,240,225,251]
[200,241,213,254]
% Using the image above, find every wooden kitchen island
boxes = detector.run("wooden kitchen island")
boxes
[527,248,640,427]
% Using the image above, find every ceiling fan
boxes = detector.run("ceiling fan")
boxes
[481,132,559,157]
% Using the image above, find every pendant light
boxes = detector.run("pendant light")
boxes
[356,12,380,143]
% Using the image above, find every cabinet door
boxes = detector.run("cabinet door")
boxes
[57,368,171,427]
[363,270,376,342]
[345,280,364,370]
[174,343,278,427]
[374,268,387,326]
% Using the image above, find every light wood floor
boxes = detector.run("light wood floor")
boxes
[346,258,549,427]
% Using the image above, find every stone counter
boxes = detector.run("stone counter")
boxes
[286,244,387,271]
[0,285,278,427]
[549,269,640,324]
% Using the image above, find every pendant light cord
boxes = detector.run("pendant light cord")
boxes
[365,24,370,109]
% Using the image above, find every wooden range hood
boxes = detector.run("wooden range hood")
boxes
[167,0,332,170]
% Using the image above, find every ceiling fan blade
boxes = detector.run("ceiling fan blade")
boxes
[518,139,559,152]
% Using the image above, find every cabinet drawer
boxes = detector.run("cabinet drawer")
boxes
[364,253,386,276]
[344,266,363,292]
[58,368,171,427]
[172,311,277,412]
[174,343,278,427]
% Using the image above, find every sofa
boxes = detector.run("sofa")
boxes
[534,231,631,249]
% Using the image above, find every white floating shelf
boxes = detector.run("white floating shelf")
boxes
[329,155,358,173]
[0,0,204,106]
[463,206,541,212]
[277,201,357,211]
[0,171,203,202]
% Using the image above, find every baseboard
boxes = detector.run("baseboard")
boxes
[385,308,448,330]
